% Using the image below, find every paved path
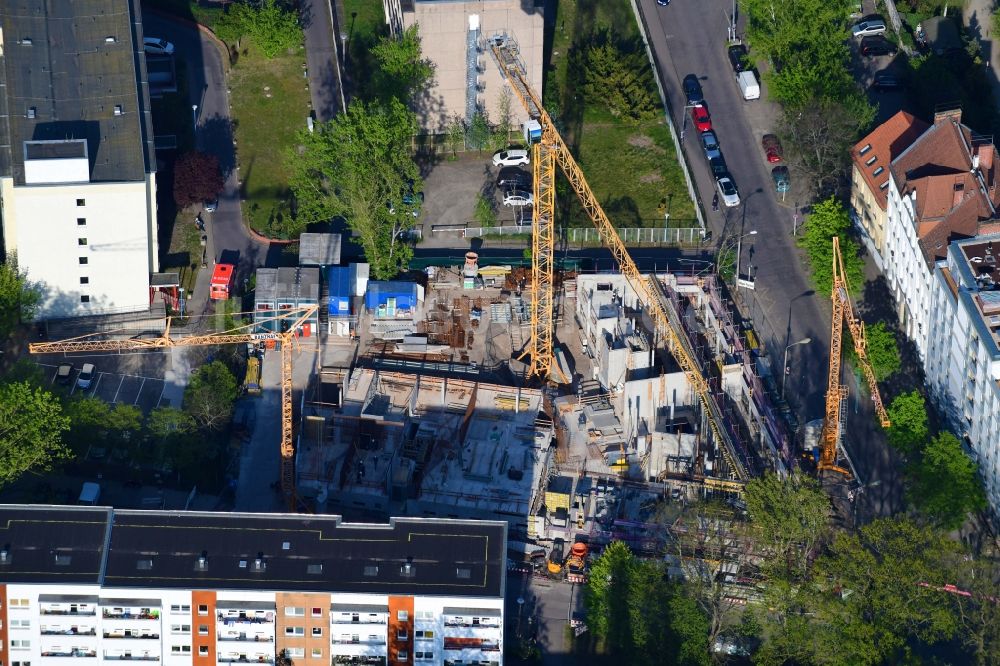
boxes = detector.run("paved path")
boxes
[301,0,345,122]
[964,0,1000,108]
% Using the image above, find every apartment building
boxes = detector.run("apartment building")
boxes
[383,0,544,134]
[883,108,1000,360]
[0,506,506,666]
[0,0,158,318]
[849,110,928,269]
[926,235,1000,514]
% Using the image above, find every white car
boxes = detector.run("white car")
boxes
[503,190,534,207]
[492,149,530,168]
[143,37,175,55]
[77,363,97,390]
[852,19,886,38]
[716,177,740,207]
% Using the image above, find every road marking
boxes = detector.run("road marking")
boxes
[34,363,166,383]
[133,378,146,405]
[155,382,166,409]
[112,375,125,403]
[89,372,105,397]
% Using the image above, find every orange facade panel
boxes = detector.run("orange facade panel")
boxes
[275,593,328,662]
[387,596,413,666]
[192,590,217,666]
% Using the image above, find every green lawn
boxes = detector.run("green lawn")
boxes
[228,41,312,237]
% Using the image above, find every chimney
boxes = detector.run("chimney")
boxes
[934,107,962,126]
[977,144,994,172]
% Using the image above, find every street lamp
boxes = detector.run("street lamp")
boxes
[781,337,811,400]
[191,104,198,130]
[736,229,757,286]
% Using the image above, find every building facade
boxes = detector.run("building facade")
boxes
[926,235,1000,514]
[0,507,506,666]
[0,0,158,318]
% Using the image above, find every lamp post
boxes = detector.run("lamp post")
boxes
[191,104,198,131]
[781,337,811,400]
[735,229,757,286]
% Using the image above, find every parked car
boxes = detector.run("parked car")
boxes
[503,190,534,207]
[871,71,902,90]
[860,36,897,56]
[709,155,728,179]
[761,134,783,163]
[716,177,740,207]
[690,104,712,132]
[772,166,791,193]
[852,18,886,37]
[56,363,74,386]
[143,37,175,55]
[727,44,749,73]
[388,180,424,217]
[682,74,704,105]
[493,148,530,167]
[77,363,96,390]
[700,130,721,160]
[496,166,531,189]
[204,198,218,213]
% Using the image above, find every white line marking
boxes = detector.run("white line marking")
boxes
[90,372,105,397]
[155,382,166,409]
[112,375,126,403]
[134,378,146,405]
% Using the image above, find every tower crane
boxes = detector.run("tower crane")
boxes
[28,305,319,510]
[487,34,752,480]
[818,237,890,475]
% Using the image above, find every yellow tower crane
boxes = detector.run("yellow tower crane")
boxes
[28,305,319,510]
[488,33,750,480]
[819,237,890,475]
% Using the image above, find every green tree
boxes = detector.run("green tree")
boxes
[798,197,865,295]
[183,361,239,431]
[0,254,40,339]
[467,112,491,153]
[147,406,197,441]
[885,390,929,454]
[860,321,901,382]
[65,397,112,455]
[446,116,466,157]
[370,25,434,104]
[665,586,711,666]
[585,540,635,655]
[910,431,987,528]
[0,381,70,486]
[244,0,301,59]
[581,28,657,122]
[2,358,46,388]
[473,194,497,230]
[745,473,830,578]
[287,99,420,278]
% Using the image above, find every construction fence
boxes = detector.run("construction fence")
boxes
[462,224,705,247]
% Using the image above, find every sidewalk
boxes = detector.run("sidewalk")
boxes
[964,0,1000,109]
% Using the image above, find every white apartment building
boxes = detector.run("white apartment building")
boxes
[926,235,1000,514]
[882,108,1000,361]
[0,0,158,318]
[0,507,506,666]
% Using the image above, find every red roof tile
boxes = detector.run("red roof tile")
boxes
[851,111,929,210]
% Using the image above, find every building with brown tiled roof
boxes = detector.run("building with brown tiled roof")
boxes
[883,108,1000,360]
[850,111,929,268]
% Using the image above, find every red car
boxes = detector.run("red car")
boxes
[761,134,783,163]
[691,104,712,132]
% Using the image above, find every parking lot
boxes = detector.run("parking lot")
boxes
[37,359,171,415]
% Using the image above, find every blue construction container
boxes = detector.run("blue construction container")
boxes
[327,266,351,317]
[365,281,418,317]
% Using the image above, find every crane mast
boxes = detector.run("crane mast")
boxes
[488,34,751,480]
[29,305,319,510]
[819,237,890,475]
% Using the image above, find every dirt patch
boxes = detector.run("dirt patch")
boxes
[639,173,663,184]
[627,134,665,153]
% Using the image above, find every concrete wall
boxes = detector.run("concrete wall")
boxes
[884,178,932,359]
[1,175,156,318]
[850,164,887,269]
[403,0,544,133]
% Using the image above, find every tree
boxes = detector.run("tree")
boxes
[910,431,987,528]
[370,25,434,104]
[446,116,466,157]
[288,99,419,278]
[473,194,497,230]
[744,473,830,578]
[798,197,865,295]
[0,254,40,339]
[173,151,224,209]
[585,540,635,655]
[859,321,900,382]
[952,556,1000,665]
[65,397,112,454]
[467,112,491,153]
[147,406,196,441]
[244,0,301,59]
[0,381,70,486]
[664,586,711,666]
[581,28,657,122]
[183,361,239,430]
[490,86,514,151]
[885,390,929,454]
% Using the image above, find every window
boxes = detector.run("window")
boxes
[170,625,190,634]
[415,630,433,639]
[284,627,304,636]
[198,646,208,656]
[285,607,305,617]
[197,605,208,616]
[77,218,86,226]
[872,166,885,177]
[198,625,208,636]
[78,238,87,246]
[416,611,434,621]
[859,144,872,155]
[285,648,304,658]
[80,295,90,303]
[865,155,877,166]
[310,608,322,618]
[396,611,408,622]
[310,628,322,637]
[9,600,28,607]
[310,649,322,659]
[397,651,408,661]
[10,641,29,650]
[79,257,88,265]
[80,277,89,284]
[170,646,191,654]
[415,652,434,661]
[170,605,190,613]
[396,629,407,641]
[76,199,85,206]
[9,619,29,629]
[366,635,378,643]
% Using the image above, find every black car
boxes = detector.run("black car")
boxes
[727,44,749,73]
[871,71,902,90]
[860,36,897,56]
[682,74,704,105]
[496,166,531,189]
[709,155,728,179]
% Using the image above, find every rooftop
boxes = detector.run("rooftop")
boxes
[0,506,506,597]
[955,235,1000,352]
[0,0,154,183]
[255,267,321,304]
[852,110,928,211]
[299,233,343,267]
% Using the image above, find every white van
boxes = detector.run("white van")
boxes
[737,71,760,100]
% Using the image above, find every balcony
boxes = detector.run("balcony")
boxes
[41,651,97,658]
[103,634,160,640]
[102,656,160,661]
[42,629,97,636]
[331,638,385,646]
[216,657,274,664]
[42,609,97,616]
[217,614,274,625]
[332,657,385,666]
[442,621,501,629]
[102,611,160,621]
[217,636,274,643]
[443,639,500,652]
[330,618,387,626]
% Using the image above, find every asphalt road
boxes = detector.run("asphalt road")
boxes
[637,0,903,515]
[301,0,344,122]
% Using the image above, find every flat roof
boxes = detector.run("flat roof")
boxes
[255,267,320,304]
[0,505,110,584]
[299,233,342,267]
[0,0,154,183]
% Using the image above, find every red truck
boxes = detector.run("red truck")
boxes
[210,263,235,300]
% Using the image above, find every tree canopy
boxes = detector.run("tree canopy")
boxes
[217,0,301,59]
[0,255,40,339]
[173,151,224,209]
[0,381,70,486]
[885,390,929,454]
[288,99,420,279]
[183,360,239,431]
[578,28,658,122]
[910,431,987,528]
[798,197,865,295]
[745,473,830,578]
[860,321,901,382]
[370,25,434,105]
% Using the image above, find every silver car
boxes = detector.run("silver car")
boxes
[77,363,96,390]
[700,130,721,161]
[502,190,534,207]
[716,177,740,207]
[852,19,886,37]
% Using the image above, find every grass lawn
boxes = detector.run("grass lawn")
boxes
[166,215,204,295]
[228,41,312,237]
[547,0,695,228]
